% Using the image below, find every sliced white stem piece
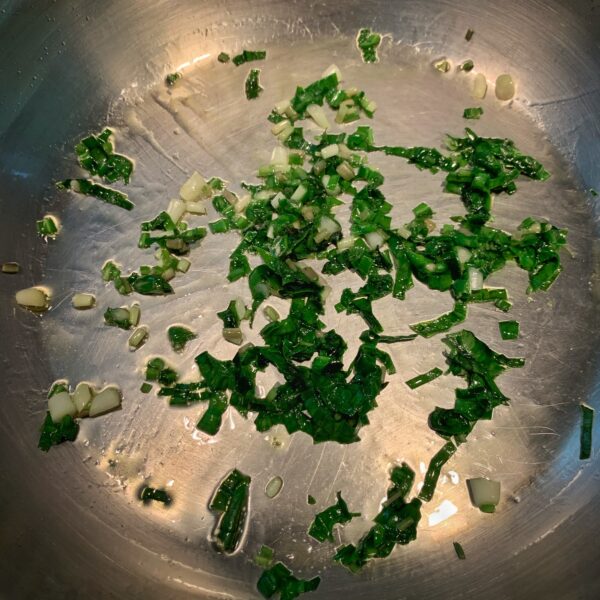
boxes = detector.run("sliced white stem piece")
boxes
[162,268,176,281]
[48,391,77,423]
[15,287,49,311]
[320,144,339,159]
[396,225,412,240]
[128,326,149,350]
[72,293,96,309]
[291,184,308,202]
[223,327,244,345]
[128,303,141,326]
[336,236,356,251]
[306,104,330,130]
[177,258,191,273]
[472,73,488,99]
[89,386,122,418]
[235,194,251,214]
[234,298,247,321]
[72,382,93,416]
[365,230,387,250]
[277,124,294,142]
[314,216,341,243]
[336,162,355,181]
[468,267,484,291]
[271,119,291,136]
[263,305,280,322]
[495,74,515,100]
[185,200,207,215]
[274,99,291,115]
[300,205,315,221]
[179,171,209,202]
[167,198,186,224]
[467,478,501,512]
[270,146,288,166]
[456,247,472,264]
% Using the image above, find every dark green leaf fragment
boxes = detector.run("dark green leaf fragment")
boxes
[56,179,134,211]
[232,49,266,66]
[145,357,179,386]
[419,441,457,502]
[307,495,316,505]
[165,72,182,86]
[405,367,443,390]
[209,469,251,554]
[335,463,421,572]
[357,28,382,63]
[580,404,594,460]
[196,392,228,435]
[459,60,474,72]
[465,28,474,41]
[308,491,360,543]
[167,325,196,352]
[217,52,230,63]
[140,486,171,504]
[74,129,133,184]
[140,382,153,394]
[257,562,320,600]
[38,412,79,452]
[463,107,483,120]
[453,541,466,559]
[131,274,173,295]
[245,68,263,100]
[498,320,519,340]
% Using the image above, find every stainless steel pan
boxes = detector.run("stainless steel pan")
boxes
[0,1,599,598]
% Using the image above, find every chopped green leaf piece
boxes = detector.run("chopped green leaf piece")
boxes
[460,60,474,72]
[140,382,153,394]
[217,52,230,63]
[419,441,457,502]
[308,491,360,543]
[165,72,182,86]
[36,216,59,237]
[209,469,251,554]
[307,495,316,505]
[131,274,173,295]
[75,129,133,184]
[232,49,266,66]
[167,325,196,352]
[405,367,443,390]
[101,260,121,282]
[140,486,171,504]
[465,28,474,41]
[453,541,466,559]
[498,320,519,340]
[335,463,421,572]
[38,412,79,452]
[356,28,382,63]
[257,562,320,600]
[145,357,178,386]
[245,68,263,100]
[255,545,275,568]
[580,404,594,460]
[463,107,483,120]
[196,392,228,434]
[56,179,134,211]
[410,303,467,338]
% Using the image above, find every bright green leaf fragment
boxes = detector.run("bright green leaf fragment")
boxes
[460,60,474,72]
[357,28,382,63]
[140,486,171,504]
[56,178,134,211]
[257,562,320,600]
[245,68,263,100]
[463,107,483,119]
[217,52,230,63]
[167,325,196,352]
[165,72,182,86]
[75,128,133,184]
[405,367,443,390]
[232,49,266,66]
[255,545,275,568]
[38,412,79,452]
[335,463,421,572]
[36,216,59,237]
[410,303,467,338]
[209,469,251,554]
[580,404,594,460]
[453,541,466,559]
[498,320,519,340]
[308,491,360,543]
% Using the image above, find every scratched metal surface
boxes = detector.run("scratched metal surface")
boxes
[0,0,599,598]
